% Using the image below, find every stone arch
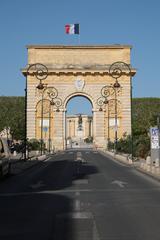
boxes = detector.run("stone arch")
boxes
[63,92,95,110]
[23,45,135,151]
[64,92,95,149]
[35,99,54,149]
[35,99,51,117]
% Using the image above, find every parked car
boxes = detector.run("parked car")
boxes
[0,137,11,177]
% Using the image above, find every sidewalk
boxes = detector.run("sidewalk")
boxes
[100,150,160,181]
[10,152,51,175]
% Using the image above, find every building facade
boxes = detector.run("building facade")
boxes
[66,114,93,138]
[22,45,136,150]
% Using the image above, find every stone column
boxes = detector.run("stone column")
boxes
[83,118,86,138]
[27,109,36,139]
[121,81,131,135]
[90,120,93,137]
[73,120,75,137]
[93,110,106,149]
[75,118,78,137]
[53,110,64,150]
[63,111,67,150]
[27,83,36,139]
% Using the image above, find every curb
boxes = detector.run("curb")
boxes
[10,154,51,175]
[99,150,133,166]
[100,150,160,182]
[134,165,160,182]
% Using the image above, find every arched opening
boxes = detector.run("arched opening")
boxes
[65,95,93,149]
[35,99,54,151]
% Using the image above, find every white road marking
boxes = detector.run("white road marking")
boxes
[54,212,100,240]
[75,191,80,196]
[1,188,160,197]
[74,199,81,211]
[77,152,82,157]
[75,151,83,162]
[111,180,127,188]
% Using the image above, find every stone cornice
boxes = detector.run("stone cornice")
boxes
[21,64,136,76]
[22,69,136,77]
[26,44,132,49]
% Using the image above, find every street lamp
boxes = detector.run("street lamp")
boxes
[43,87,63,151]
[44,87,63,112]
[24,64,63,156]
[109,62,132,156]
[26,63,48,157]
[97,61,132,156]
[100,85,121,154]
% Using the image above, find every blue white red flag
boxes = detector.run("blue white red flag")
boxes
[65,24,80,34]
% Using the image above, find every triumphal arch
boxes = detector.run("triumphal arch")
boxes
[22,45,136,151]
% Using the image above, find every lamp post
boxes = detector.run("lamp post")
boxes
[25,65,63,156]
[24,73,27,160]
[97,61,132,156]
[100,85,121,154]
[44,87,63,151]
[109,62,132,156]
[45,87,62,112]
[26,63,48,157]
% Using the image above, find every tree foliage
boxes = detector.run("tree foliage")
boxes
[132,98,160,136]
[109,98,160,158]
[132,98,160,157]
[0,96,25,140]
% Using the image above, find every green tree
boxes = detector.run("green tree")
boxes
[108,98,160,158]
[0,96,25,140]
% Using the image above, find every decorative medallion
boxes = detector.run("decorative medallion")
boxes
[75,79,85,91]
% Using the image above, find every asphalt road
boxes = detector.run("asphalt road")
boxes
[0,149,160,240]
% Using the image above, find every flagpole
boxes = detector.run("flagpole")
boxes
[78,23,80,45]
[78,34,80,45]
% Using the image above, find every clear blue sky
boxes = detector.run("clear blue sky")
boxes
[67,96,93,115]
[0,0,160,103]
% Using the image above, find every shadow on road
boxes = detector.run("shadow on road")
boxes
[0,193,76,240]
[0,157,99,239]
[26,159,99,191]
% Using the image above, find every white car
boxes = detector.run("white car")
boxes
[0,137,11,177]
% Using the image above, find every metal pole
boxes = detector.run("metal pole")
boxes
[24,76,27,160]
[130,77,133,160]
[90,119,92,137]
[48,103,51,153]
[40,91,44,155]
[64,110,67,150]
[114,89,118,155]
[107,102,110,149]
[157,115,160,159]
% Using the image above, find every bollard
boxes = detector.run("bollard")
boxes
[36,150,39,155]
[146,156,151,172]
[146,156,151,165]
[13,150,17,156]
[155,158,160,168]
[151,166,155,174]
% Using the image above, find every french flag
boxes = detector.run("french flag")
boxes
[65,24,80,34]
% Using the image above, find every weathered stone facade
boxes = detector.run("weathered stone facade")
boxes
[22,45,136,150]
